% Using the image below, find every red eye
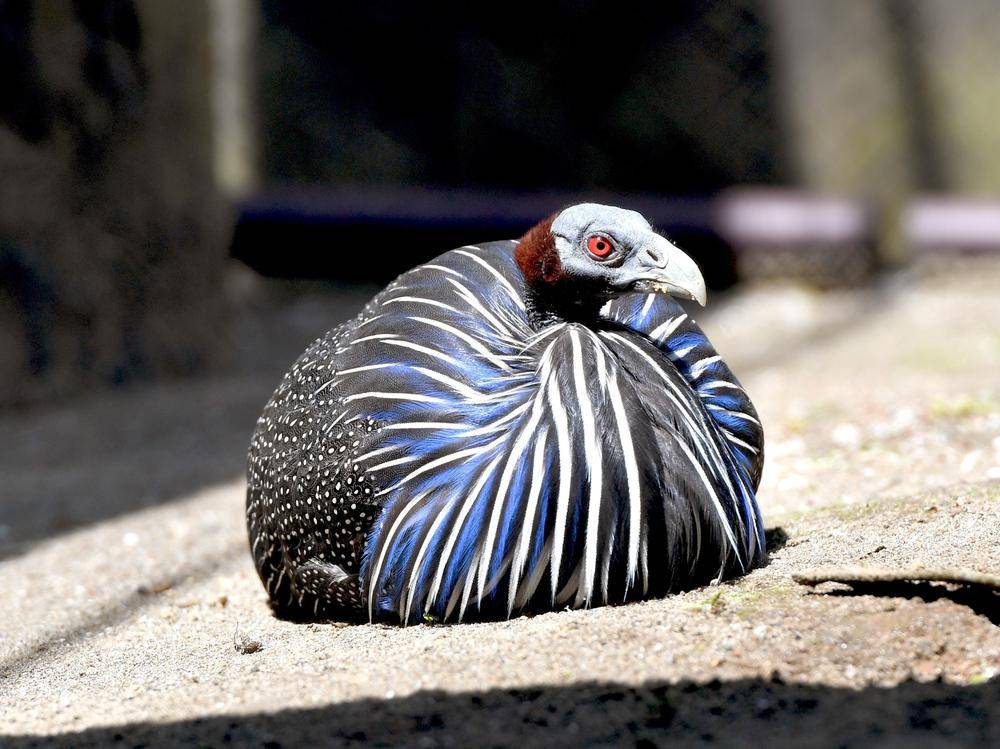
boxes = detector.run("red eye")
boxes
[586,234,613,258]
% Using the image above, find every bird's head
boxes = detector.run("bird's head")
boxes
[515,203,707,319]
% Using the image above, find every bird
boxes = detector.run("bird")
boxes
[246,203,765,625]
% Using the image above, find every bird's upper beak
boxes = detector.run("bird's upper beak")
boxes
[631,233,707,306]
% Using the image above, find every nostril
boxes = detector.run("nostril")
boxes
[644,247,667,268]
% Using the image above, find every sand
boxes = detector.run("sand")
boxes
[1,265,998,747]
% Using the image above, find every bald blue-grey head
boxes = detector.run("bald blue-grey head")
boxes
[516,203,707,307]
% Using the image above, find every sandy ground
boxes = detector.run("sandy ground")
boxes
[1,262,998,747]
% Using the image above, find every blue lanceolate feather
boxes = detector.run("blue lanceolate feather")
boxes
[485,443,534,598]
[604,292,765,491]
[430,461,503,618]
[603,292,764,564]
[520,437,556,599]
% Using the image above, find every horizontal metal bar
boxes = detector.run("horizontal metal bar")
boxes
[904,197,1000,252]
[237,185,715,232]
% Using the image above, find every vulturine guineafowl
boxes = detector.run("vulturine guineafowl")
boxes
[246,204,765,624]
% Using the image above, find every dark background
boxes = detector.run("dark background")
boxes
[258,3,786,190]
[1,0,998,407]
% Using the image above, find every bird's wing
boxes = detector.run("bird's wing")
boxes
[603,293,765,489]
[326,242,552,622]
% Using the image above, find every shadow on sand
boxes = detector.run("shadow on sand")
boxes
[0,286,374,562]
[4,675,997,748]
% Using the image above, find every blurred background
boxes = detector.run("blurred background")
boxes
[3,0,1000,408]
[1,0,999,549]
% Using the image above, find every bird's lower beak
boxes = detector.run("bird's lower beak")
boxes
[631,235,708,306]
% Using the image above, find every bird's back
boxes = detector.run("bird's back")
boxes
[247,241,764,623]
